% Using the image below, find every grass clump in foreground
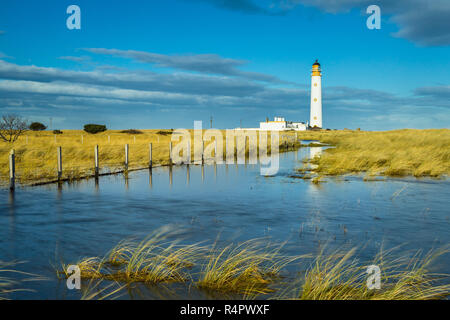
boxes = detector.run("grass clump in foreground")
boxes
[58,227,450,300]
[196,239,302,297]
[59,227,205,285]
[297,129,450,178]
[285,246,450,300]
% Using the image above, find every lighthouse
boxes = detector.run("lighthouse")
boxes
[310,60,322,128]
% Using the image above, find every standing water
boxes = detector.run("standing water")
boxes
[1,146,449,299]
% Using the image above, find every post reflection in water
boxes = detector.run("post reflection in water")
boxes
[57,183,63,199]
[201,164,204,182]
[7,190,16,234]
[94,178,99,193]
[186,164,190,185]
[169,166,173,186]
[8,189,15,212]
[124,173,129,190]
[149,168,152,188]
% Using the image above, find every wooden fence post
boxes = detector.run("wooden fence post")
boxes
[94,145,99,178]
[57,146,62,182]
[125,144,129,171]
[108,135,110,144]
[81,135,84,144]
[149,143,153,169]
[245,136,248,163]
[169,142,173,166]
[187,140,191,165]
[9,150,15,191]
[201,140,204,165]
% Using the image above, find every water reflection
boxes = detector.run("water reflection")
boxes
[186,165,190,185]
[0,144,449,300]
[310,147,322,159]
[149,168,153,188]
[94,178,99,193]
[124,173,129,190]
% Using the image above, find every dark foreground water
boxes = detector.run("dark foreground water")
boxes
[1,146,449,299]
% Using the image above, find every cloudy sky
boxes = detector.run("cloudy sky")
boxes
[0,0,449,130]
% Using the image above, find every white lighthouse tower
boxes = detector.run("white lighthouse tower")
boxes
[310,60,322,128]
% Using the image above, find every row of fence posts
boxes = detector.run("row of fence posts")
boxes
[8,135,296,190]
[8,140,208,190]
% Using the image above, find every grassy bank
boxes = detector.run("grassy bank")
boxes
[297,129,450,178]
[0,129,299,186]
[2,128,448,185]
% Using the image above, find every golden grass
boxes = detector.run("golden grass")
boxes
[2,128,448,184]
[281,246,450,300]
[297,129,450,178]
[59,227,206,285]
[0,130,175,184]
[196,239,301,297]
[0,261,22,299]
[0,129,299,185]
[57,229,450,300]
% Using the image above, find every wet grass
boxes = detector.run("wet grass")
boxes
[296,129,450,178]
[0,261,44,300]
[58,230,450,300]
[196,239,301,297]
[282,246,450,300]
[60,228,206,285]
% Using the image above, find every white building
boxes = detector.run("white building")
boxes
[259,117,308,131]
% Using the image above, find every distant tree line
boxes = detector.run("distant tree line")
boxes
[0,113,113,143]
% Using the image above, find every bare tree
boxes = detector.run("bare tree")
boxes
[0,114,28,143]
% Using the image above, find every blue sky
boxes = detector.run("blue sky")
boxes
[0,0,449,130]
